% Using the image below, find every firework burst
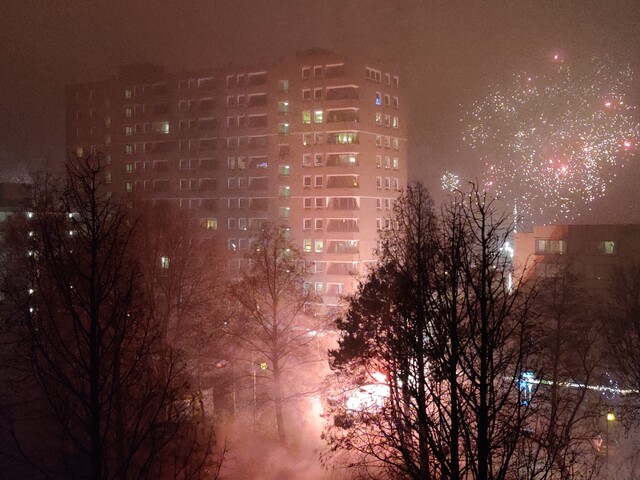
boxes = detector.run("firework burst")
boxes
[463,55,640,223]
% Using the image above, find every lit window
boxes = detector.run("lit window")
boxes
[385,156,391,169]
[393,158,399,170]
[160,257,170,269]
[535,239,566,255]
[125,144,133,155]
[315,240,324,252]
[376,112,382,125]
[201,218,217,230]
[278,122,289,134]
[279,165,290,176]
[302,111,311,124]
[393,116,399,128]
[303,239,312,252]
[303,133,312,146]
[278,101,289,113]
[279,207,290,218]
[125,163,133,173]
[376,155,382,168]
[313,110,323,123]
[124,88,132,99]
[124,107,132,118]
[598,241,616,255]
[280,186,291,198]
[153,121,170,134]
[375,92,382,106]
[124,126,133,136]
[125,182,133,192]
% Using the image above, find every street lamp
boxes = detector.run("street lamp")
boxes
[606,410,616,479]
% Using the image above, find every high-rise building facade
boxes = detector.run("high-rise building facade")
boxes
[65,50,407,304]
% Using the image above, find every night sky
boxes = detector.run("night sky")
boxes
[2,0,639,220]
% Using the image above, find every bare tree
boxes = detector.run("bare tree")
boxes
[0,154,221,480]
[322,183,540,480]
[228,223,322,444]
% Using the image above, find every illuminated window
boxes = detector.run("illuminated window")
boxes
[125,181,133,192]
[302,111,311,124]
[376,155,382,168]
[124,126,133,136]
[280,186,291,198]
[153,122,170,134]
[279,165,290,177]
[124,107,132,118]
[201,218,218,230]
[160,257,170,269]
[376,112,382,125]
[125,144,133,155]
[278,122,290,134]
[375,92,382,106]
[313,110,323,123]
[315,240,324,252]
[393,157,399,170]
[278,101,289,113]
[279,207,290,218]
[303,239,312,252]
[598,241,616,255]
[385,156,391,169]
[535,239,566,255]
[124,88,132,99]
[393,116,399,128]
[125,163,133,173]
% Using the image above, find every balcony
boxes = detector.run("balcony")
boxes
[326,175,359,189]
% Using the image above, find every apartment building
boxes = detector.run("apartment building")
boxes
[514,224,640,300]
[65,50,407,304]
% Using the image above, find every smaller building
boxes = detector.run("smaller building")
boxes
[514,224,640,297]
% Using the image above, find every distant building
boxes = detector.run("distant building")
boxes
[514,224,640,298]
[0,182,32,222]
[65,50,407,303]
